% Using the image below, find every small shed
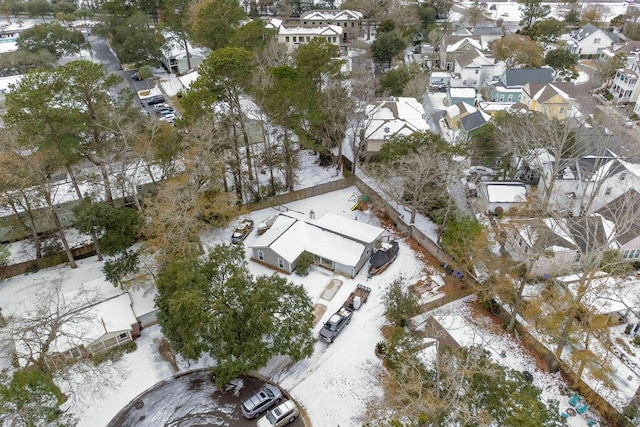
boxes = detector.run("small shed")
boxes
[447,87,476,106]
[430,71,453,87]
[478,182,528,215]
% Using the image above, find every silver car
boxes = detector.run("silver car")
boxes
[256,400,299,427]
[241,384,283,419]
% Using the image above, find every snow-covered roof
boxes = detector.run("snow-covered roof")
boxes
[448,87,476,98]
[177,70,199,91]
[364,97,428,140]
[251,211,383,266]
[446,36,485,52]
[52,293,138,353]
[558,274,634,315]
[266,18,283,30]
[524,82,575,103]
[162,32,205,60]
[431,71,452,78]
[455,48,493,68]
[484,182,527,203]
[300,9,363,21]
[129,286,158,319]
[0,74,22,93]
[477,101,514,113]
[278,25,342,37]
[446,102,476,117]
[314,212,384,244]
[570,24,611,43]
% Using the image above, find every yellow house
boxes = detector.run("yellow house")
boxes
[520,82,576,120]
[445,102,476,129]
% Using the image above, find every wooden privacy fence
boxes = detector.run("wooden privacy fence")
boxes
[245,176,356,212]
[0,244,96,279]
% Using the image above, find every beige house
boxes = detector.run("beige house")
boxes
[300,9,362,42]
[275,24,342,53]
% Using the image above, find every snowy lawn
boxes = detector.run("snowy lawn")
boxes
[415,297,602,427]
[0,186,433,427]
[5,184,615,426]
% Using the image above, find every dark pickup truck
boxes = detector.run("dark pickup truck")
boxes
[319,284,371,343]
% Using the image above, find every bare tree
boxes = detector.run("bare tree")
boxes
[144,117,238,267]
[494,114,617,214]
[0,281,101,373]
[537,196,640,371]
[346,68,377,174]
[367,144,454,224]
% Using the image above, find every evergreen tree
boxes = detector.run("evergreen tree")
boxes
[156,244,315,385]
[0,369,75,426]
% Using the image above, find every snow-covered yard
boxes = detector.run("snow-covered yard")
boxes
[1,184,606,427]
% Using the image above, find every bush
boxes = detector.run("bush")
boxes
[295,251,314,276]
[42,239,63,257]
[633,336,640,346]
[92,340,137,365]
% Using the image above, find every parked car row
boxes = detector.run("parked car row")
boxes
[143,95,177,125]
[242,384,300,426]
[131,71,178,126]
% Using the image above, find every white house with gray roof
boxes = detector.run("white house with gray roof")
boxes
[567,24,616,57]
[438,35,487,70]
[453,48,495,88]
[250,211,384,278]
[452,26,504,45]
[362,97,429,157]
[267,17,343,52]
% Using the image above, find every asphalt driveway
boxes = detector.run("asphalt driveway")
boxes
[108,370,306,427]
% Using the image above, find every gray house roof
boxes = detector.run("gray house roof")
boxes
[250,212,384,266]
[596,189,640,245]
[570,23,617,44]
[460,110,489,132]
[471,26,504,36]
[503,68,553,87]
[570,24,601,41]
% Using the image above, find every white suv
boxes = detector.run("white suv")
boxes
[256,400,299,427]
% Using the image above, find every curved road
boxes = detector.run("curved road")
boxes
[108,371,306,427]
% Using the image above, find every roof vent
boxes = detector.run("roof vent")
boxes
[384,126,390,133]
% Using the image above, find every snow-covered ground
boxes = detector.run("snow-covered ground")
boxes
[416,298,600,427]
[41,185,434,426]
[16,184,609,427]
[460,1,631,24]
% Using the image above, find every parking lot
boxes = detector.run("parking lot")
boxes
[108,370,305,427]
[125,70,179,125]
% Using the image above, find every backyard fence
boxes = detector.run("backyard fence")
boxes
[0,244,96,279]
[244,176,356,212]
